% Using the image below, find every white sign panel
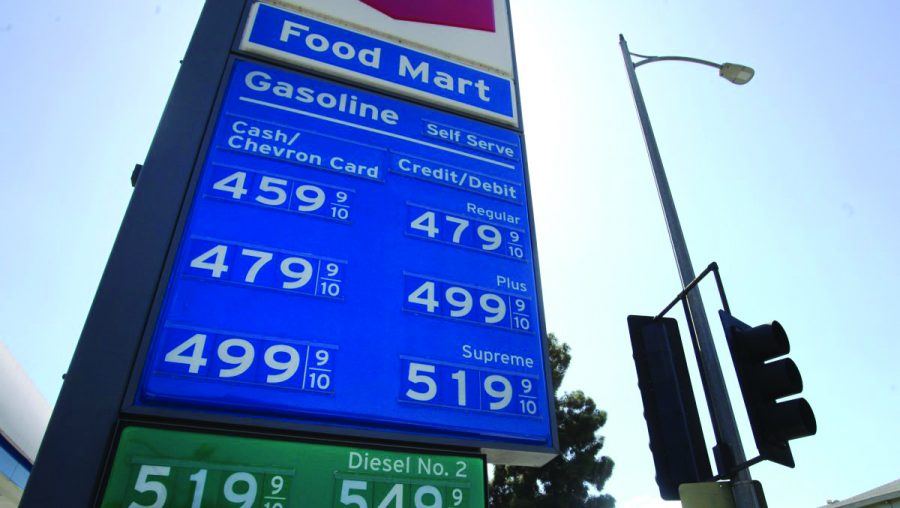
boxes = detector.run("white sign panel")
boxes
[270,0,514,75]
[241,1,518,125]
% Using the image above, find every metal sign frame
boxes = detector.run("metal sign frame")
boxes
[121,53,556,461]
[101,420,490,508]
[21,1,556,506]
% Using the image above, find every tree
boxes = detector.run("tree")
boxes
[489,334,615,507]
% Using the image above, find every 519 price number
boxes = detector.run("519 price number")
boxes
[186,239,345,299]
[404,275,533,332]
[157,327,336,393]
[208,166,353,223]
[407,205,526,261]
[400,359,541,417]
[126,463,291,508]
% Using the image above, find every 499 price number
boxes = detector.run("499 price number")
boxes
[404,275,533,333]
[208,165,354,223]
[186,239,345,299]
[400,359,541,417]
[156,327,336,393]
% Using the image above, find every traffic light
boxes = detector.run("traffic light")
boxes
[719,311,816,467]
[628,315,712,500]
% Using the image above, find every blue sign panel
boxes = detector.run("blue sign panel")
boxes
[240,2,516,125]
[137,59,551,457]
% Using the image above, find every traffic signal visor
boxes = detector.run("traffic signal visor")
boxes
[720,312,817,468]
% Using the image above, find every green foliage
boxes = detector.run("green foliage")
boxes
[489,334,615,507]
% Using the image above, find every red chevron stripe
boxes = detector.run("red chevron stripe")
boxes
[359,0,496,32]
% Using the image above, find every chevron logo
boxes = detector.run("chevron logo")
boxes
[359,0,496,32]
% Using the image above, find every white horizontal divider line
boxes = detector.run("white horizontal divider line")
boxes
[238,96,516,170]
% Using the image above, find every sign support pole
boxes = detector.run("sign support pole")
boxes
[619,34,764,508]
[20,1,246,505]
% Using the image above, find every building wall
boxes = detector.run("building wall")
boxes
[0,341,52,506]
[0,473,23,508]
[0,444,28,489]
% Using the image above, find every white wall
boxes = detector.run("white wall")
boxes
[0,341,51,464]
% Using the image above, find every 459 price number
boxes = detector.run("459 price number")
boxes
[400,359,541,417]
[209,166,353,223]
[404,275,533,333]
[186,239,345,299]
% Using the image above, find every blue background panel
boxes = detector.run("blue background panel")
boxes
[137,59,551,448]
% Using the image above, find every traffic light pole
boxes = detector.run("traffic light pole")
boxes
[619,35,764,508]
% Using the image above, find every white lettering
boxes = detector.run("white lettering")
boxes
[242,71,399,126]
[398,55,429,82]
[462,344,534,369]
[245,71,272,91]
[397,57,491,102]
[347,451,410,473]
[279,22,382,68]
[496,275,528,292]
[332,41,355,60]
[307,33,329,52]
[465,134,515,158]
[359,47,381,68]
[279,21,308,43]
[330,156,380,179]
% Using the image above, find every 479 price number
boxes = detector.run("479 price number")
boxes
[407,205,525,261]
[185,239,345,299]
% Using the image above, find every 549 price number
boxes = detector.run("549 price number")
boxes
[337,479,468,508]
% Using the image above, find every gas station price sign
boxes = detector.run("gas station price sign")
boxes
[101,427,485,507]
[17,3,554,507]
[134,56,554,462]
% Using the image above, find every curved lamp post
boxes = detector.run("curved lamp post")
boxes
[631,52,755,85]
[619,35,763,508]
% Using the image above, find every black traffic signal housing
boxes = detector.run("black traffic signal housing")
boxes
[628,315,712,500]
[719,311,817,467]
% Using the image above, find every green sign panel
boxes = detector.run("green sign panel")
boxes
[101,427,486,508]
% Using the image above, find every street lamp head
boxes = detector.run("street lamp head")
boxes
[719,63,755,85]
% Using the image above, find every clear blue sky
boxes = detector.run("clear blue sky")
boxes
[1,1,898,507]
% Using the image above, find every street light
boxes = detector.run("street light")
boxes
[720,63,755,85]
[619,35,763,508]
[628,49,755,85]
